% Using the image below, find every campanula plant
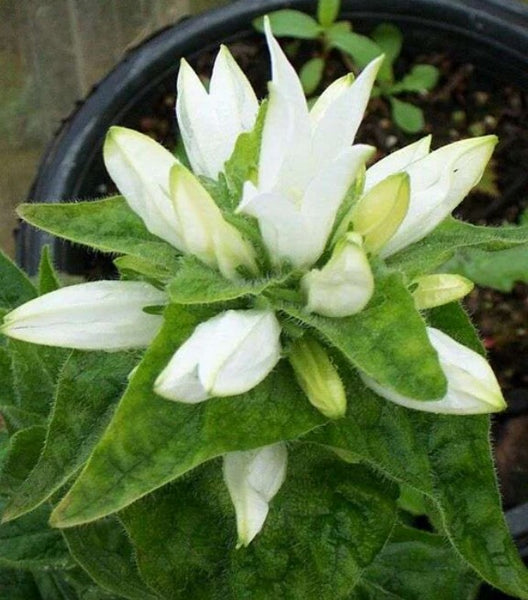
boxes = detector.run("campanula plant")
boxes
[1,15,528,600]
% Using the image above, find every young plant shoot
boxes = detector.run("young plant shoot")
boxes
[2,14,528,600]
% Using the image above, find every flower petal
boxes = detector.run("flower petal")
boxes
[301,232,374,317]
[210,45,259,152]
[223,443,287,547]
[170,164,257,279]
[364,135,431,192]
[176,59,224,179]
[380,135,497,257]
[2,281,165,351]
[103,126,182,248]
[361,327,506,414]
[154,309,281,403]
[241,145,373,268]
[310,55,384,170]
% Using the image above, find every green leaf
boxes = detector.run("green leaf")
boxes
[121,446,398,600]
[224,100,267,204]
[300,57,325,95]
[0,249,36,310]
[37,246,61,296]
[390,217,528,279]
[443,244,528,292]
[17,197,180,274]
[371,23,403,83]
[34,568,122,600]
[389,97,424,133]
[63,516,159,600]
[50,304,325,528]
[273,272,447,400]
[253,11,322,39]
[0,501,72,570]
[308,368,528,596]
[394,64,440,93]
[113,254,174,284]
[0,425,45,495]
[167,256,288,306]
[328,30,383,69]
[8,340,67,419]
[426,301,484,355]
[0,568,40,600]
[317,0,341,28]
[3,351,136,522]
[358,525,481,599]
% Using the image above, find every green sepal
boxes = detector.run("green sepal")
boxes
[17,197,181,272]
[37,246,61,295]
[167,256,289,306]
[49,304,325,528]
[273,271,447,401]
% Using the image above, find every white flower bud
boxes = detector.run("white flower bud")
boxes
[154,310,281,403]
[1,281,166,351]
[301,233,374,318]
[223,443,287,548]
[361,327,506,414]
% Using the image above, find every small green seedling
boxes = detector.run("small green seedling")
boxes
[254,0,440,133]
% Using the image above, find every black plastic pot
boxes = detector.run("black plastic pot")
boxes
[14,0,528,594]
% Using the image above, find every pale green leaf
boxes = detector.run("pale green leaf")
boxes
[371,23,402,83]
[17,197,181,273]
[317,0,341,28]
[390,97,424,133]
[300,57,325,95]
[253,11,322,39]
[328,30,383,69]
[394,64,440,93]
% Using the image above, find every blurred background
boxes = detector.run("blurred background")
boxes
[0,0,229,257]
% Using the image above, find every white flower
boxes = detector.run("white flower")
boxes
[361,327,506,414]
[1,281,165,351]
[169,163,257,279]
[103,126,256,280]
[154,310,281,403]
[176,46,259,179]
[301,232,374,318]
[412,273,474,310]
[237,19,382,268]
[223,443,287,547]
[289,336,347,418]
[363,135,497,257]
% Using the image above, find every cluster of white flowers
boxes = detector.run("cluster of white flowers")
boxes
[2,19,504,547]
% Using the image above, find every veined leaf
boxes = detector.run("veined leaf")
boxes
[390,217,528,279]
[273,271,447,400]
[50,304,325,528]
[17,197,180,272]
[3,351,136,522]
[0,425,45,495]
[120,446,398,600]
[63,516,159,600]
[308,303,528,598]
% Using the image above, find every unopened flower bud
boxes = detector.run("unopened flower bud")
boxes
[301,232,374,318]
[412,273,474,310]
[352,172,410,254]
[289,336,346,419]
